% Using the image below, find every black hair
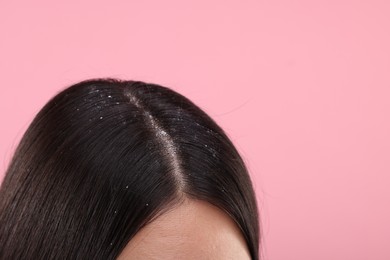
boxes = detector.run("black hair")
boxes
[0,78,260,259]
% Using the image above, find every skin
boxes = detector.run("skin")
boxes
[117,199,251,260]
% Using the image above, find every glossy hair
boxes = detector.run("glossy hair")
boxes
[0,78,260,259]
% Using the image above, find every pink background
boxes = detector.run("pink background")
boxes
[1,1,389,259]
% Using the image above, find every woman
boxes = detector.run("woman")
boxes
[0,78,260,259]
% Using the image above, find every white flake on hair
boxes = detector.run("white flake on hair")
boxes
[124,92,141,108]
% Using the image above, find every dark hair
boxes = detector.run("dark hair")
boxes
[0,78,260,259]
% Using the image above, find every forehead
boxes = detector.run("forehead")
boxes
[117,199,251,260]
